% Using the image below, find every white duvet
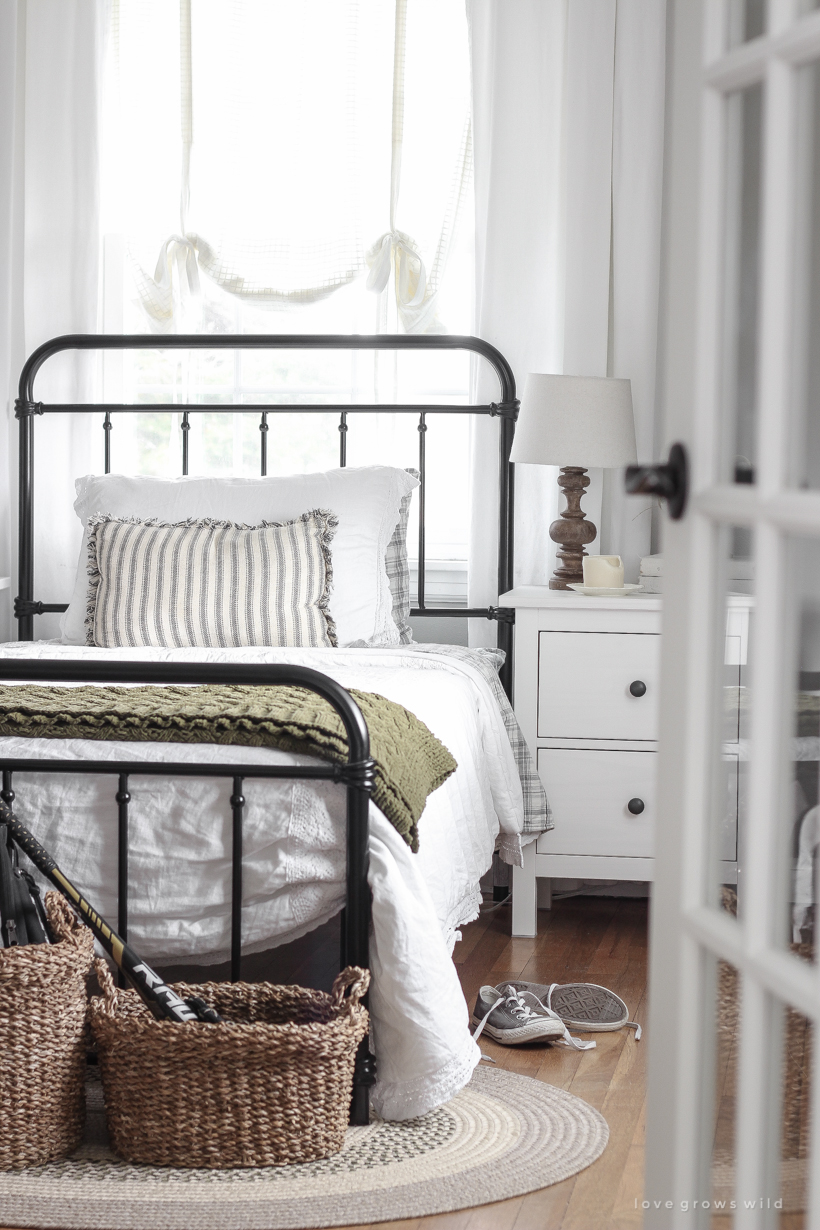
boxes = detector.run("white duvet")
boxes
[0,641,525,1121]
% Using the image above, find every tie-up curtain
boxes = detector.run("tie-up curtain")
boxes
[124,0,472,335]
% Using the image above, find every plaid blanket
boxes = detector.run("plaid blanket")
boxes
[407,643,551,834]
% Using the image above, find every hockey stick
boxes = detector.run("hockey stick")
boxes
[0,799,220,1024]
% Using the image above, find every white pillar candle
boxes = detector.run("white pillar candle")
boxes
[583,555,624,588]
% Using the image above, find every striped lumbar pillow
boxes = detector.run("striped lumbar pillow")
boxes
[85,511,338,648]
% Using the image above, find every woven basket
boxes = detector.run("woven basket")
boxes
[0,892,95,1170]
[90,962,370,1168]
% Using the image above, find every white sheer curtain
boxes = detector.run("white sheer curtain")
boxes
[466,0,665,647]
[0,0,105,642]
[115,0,471,336]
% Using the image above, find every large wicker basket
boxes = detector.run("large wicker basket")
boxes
[90,962,370,1168]
[0,892,95,1170]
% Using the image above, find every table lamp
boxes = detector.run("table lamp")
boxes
[510,374,638,590]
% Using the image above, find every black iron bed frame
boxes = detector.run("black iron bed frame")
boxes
[3,333,518,1125]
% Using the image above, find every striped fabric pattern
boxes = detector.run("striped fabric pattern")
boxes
[85,511,338,649]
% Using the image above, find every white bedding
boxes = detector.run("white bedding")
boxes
[0,641,525,1121]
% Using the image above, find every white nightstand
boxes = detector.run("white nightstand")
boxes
[501,586,744,936]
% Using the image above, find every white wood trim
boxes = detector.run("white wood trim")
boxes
[734,529,788,1227]
[684,904,820,1018]
[775,12,820,65]
[511,839,538,937]
[737,984,784,1230]
[644,0,708,1210]
[499,586,662,612]
[769,0,799,39]
[703,36,769,92]
[731,41,800,1215]
[539,737,659,751]
[757,58,795,496]
[534,852,654,880]
[703,10,820,90]
[696,484,820,531]
[694,20,727,491]
[702,0,726,64]
[0,578,10,592]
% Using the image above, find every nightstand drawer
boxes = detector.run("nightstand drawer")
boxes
[537,631,660,741]
[535,748,656,857]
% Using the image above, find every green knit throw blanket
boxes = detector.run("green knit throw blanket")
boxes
[0,684,458,852]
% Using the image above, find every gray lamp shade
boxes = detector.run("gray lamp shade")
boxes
[511,373,638,469]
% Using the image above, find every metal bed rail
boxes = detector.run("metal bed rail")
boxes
[0,658,377,1124]
[14,333,519,695]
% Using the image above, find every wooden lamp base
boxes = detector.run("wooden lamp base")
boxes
[549,467,597,590]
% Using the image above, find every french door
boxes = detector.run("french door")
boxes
[647,1,820,1226]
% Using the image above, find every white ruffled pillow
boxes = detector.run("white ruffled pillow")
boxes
[60,467,419,648]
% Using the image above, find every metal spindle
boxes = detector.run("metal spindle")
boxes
[181,411,190,475]
[1,770,14,809]
[339,412,348,467]
[417,413,427,609]
[116,774,130,942]
[230,776,244,982]
[259,412,268,476]
[103,412,112,474]
[115,773,130,987]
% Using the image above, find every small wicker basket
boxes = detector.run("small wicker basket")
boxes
[0,892,95,1170]
[90,962,370,1168]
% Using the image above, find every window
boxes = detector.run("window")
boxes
[100,0,474,603]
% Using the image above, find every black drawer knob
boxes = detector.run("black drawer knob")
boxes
[629,680,647,697]
[627,798,645,815]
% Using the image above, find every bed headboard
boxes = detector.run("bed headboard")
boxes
[14,334,518,694]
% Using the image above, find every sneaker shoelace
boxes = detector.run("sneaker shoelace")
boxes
[472,985,596,1051]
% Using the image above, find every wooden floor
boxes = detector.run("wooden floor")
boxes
[0,896,649,1230]
[340,894,650,1230]
[4,896,809,1229]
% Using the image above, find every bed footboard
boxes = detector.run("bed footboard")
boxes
[0,659,377,1125]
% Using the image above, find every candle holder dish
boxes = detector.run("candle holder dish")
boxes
[567,584,644,597]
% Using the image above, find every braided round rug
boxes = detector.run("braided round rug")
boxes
[0,1065,607,1230]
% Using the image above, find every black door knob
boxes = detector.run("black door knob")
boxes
[627,798,645,815]
[625,441,689,520]
[629,680,647,697]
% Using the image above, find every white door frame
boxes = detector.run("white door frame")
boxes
[646,1,820,1226]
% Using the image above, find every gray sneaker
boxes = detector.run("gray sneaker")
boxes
[505,980,641,1039]
[470,984,566,1045]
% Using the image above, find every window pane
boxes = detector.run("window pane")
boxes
[711,952,739,1218]
[780,1006,812,1220]
[778,536,820,967]
[101,0,476,582]
[707,526,753,911]
[722,85,763,484]
[709,957,813,1224]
